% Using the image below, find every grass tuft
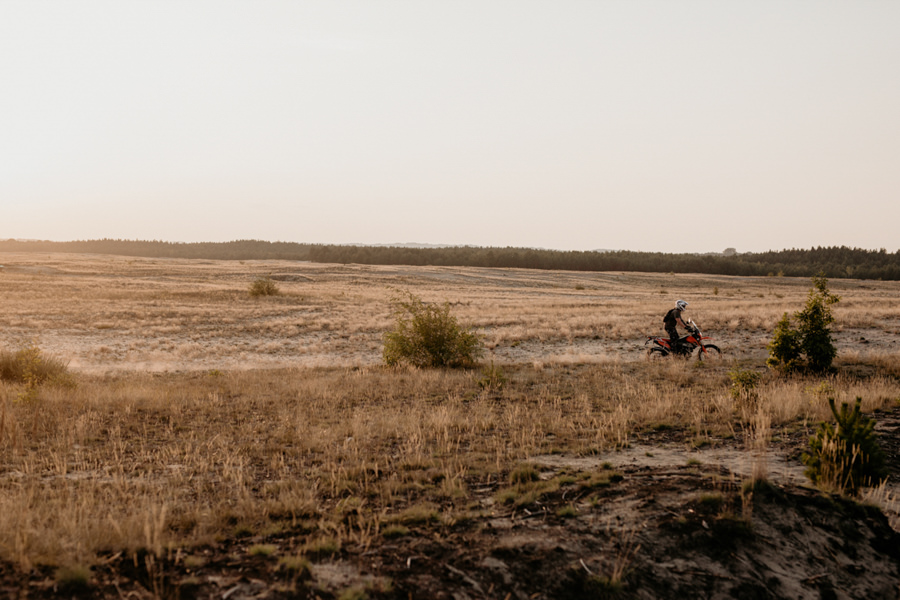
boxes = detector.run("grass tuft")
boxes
[54,564,91,592]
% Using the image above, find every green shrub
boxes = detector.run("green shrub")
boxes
[249,277,279,297]
[797,275,840,372]
[0,341,71,385]
[382,291,482,368]
[802,397,887,495]
[728,369,762,403]
[767,275,839,373]
[766,313,802,371]
[0,341,73,401]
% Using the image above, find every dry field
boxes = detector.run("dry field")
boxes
[1,253,900,599]
[2,252,900,371]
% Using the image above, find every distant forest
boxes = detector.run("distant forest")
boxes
[3,238,900,280]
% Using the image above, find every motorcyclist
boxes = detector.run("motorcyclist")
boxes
[663,300,690,347]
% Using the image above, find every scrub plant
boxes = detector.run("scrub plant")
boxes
[382,291,482,368]
[728,369,761,404]
[767,275,840,373]
[0,341,73,401]
[802,397,887,495]
[249,276,279,297]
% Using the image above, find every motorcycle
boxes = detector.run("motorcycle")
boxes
[645,319,721,360]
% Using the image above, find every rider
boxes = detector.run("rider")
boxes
[663,300,690,347]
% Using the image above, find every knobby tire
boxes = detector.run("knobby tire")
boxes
[698,344,721,361]
[647,347,668,360]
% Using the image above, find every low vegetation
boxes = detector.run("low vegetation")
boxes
[1,254,900,597]
[0,341,70,386]
[382,291,482,368]
[0,341,73,401]
[802,397,888,495]
[767,275,840,372]
[248,276,279,297]
[2,357,898,574]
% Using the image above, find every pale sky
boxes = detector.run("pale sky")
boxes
[2,2,898,253]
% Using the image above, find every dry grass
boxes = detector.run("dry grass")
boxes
[1,253,900,571]
[2,253,899,372]
[1,361,898,569]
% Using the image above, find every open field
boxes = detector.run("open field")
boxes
[2,252,900,372]
[1,253,900,598]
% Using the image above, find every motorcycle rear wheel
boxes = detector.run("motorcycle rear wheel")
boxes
[647,347,668,360]
[697,344,721,361]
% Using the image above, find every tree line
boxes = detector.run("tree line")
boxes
[2,239,899,280]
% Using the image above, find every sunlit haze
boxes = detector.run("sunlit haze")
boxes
[2,2,898,253]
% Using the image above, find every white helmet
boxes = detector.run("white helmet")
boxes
[676,300,688,311]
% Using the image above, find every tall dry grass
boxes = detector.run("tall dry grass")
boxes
[2,254,900,572]
[1,358,898,569]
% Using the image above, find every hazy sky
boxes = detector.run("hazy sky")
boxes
[2,2,898,253]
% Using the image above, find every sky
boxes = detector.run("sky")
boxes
[2,2,899,254]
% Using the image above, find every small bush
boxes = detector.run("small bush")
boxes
[382,291,482,368]
[249,277,279,297]
[802,397,888,495]
[0,341,74,401]
[767,275,839,373]
[728,369,762,404]
[797,276,840,371]
[766,313,802,371]
[0,341,71,385]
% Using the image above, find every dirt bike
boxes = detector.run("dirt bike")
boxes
[645,319,721,360]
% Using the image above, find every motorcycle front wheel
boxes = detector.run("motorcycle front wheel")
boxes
[697,344,721,361]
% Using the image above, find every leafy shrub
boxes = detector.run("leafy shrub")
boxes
[728,368,762,404]
[382,291,482,368]
[766,313,803,371]
[767,275,839,373]
[0,341,70,384]
[797,275,840,371]
[0,341,73,400]
[802,397,887,495]
[249,277,279,297]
